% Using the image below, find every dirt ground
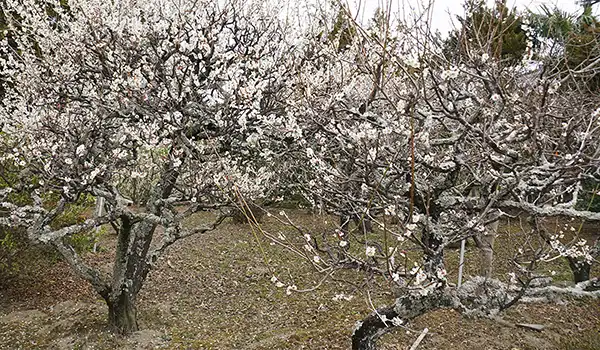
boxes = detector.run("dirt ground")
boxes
[0,210,599,349]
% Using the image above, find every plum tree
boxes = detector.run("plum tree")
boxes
[251,3,600,348]
[0,0,296,334]
[1,0,599,347]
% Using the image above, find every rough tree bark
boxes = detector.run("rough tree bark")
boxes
[351,278,600,350]
[422,230,444,275]
[46,156,181,335]
[107,290,139,334]
[351,305,399,350]
[103,215,156,334]
[352,290,455,350]
[474,220,498,278]
[101,159,179,334]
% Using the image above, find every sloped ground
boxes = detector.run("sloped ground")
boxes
[0,210,598,349]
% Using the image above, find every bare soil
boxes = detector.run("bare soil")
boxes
[0,210,598,349]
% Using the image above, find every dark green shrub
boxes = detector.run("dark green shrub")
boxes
[578,180,600,212]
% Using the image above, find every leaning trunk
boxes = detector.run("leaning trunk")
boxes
[352,276,600,349]
[351,306,399,350]
[352,289,454,350]
[107,291,138,335]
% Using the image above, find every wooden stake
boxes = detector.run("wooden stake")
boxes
[458,239,466,287]
[409,327,429,350]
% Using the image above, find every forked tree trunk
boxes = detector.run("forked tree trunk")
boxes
[107,291,138,335]
[46,153,182,337]
[105,217,154,335]
[102,160,178,335]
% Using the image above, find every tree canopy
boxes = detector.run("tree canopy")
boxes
[0,0,599,347]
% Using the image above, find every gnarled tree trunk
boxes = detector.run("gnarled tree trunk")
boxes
[352,277,600,350]
[352,289,455,350]
[104,214,157,335]
[107,291,138,334]
[351,306,399,350]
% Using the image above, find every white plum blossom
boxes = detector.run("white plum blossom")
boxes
[286,285,298,295]
[332,293,354,301]
[0,0,302,333]
[390,317,404,327]
[76,144,86,157]
[366,246,376,257]
[441,66,460,80]
[1,0,598,340]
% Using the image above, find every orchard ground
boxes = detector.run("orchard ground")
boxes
[0,210,598,349]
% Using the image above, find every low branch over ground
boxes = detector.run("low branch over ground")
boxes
[352,277,600,350]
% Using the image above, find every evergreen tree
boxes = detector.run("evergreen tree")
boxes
[444,0,528,64]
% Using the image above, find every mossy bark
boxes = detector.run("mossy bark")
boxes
[107,292,138,335]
